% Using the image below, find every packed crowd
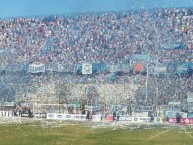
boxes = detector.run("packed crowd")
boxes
[1,7,193,111]
[1,8,193,65]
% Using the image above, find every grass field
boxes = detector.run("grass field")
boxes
[0,120,193,145]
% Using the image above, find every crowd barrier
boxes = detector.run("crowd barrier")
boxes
[0,111,163,124]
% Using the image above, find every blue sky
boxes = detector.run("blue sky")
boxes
[0,0,193,18]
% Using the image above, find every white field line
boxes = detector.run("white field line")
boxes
[185,133,193,139]
[179,128,193,139]
[148,128,172,140]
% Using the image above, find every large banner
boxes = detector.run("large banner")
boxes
[165,111,187,118]
[82,63,92,74]
[28,63,45,73]
[58,64,77,72]
[107,64,131,73]
[46,63,58,72]
[47,113,101,121]
[20,112,46,118]
[155,66,167,73]
[181,118,193,124]
[69,64,77,72]
[176,63,189,74]
[119,64,130,73]
[168,102,181,111]
[168,118,193,124]
[85,105,102,111]
[108,64,119,73]
[33,113,46,118]
[58,64,68,72]
[47,113,86,120]
[159,43,185,50]
[167,118,177,123]
[118,116,162,123]
[136,106,153,112]
[92,63,107,72]
[46,113,162,123]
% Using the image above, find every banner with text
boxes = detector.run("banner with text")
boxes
[136,106,153,112]
[58,64,77,72]
[168,102,181,111]
[28,64,45,73]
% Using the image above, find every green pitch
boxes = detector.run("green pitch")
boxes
[0,121,193,145]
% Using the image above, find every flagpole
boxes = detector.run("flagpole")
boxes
[145,63,149,102]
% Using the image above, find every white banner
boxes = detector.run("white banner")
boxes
[47,113,101,121]
[136,106,153,112]
[28,64,45,73]
[47,113,86,120]
[155,66,167,73]
[82,63,92,74]
[119,116,162,123]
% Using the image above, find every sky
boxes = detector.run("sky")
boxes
[0,0,193,18]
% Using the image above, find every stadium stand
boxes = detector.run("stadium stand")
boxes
[1,8,193,120]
